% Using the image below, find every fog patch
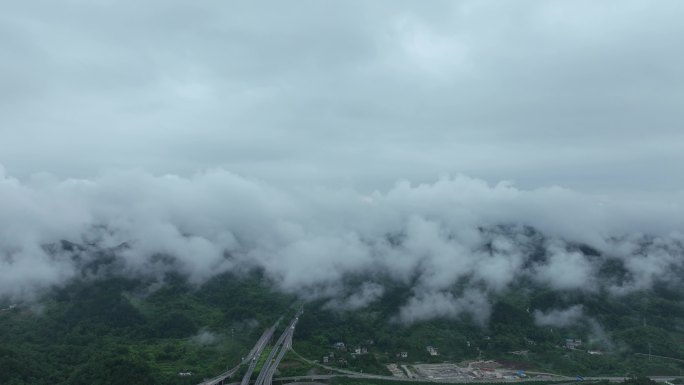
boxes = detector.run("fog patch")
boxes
[533,305,585,327]
[396,289,491,325]
[191,329,219,346]
[325,282,385,311]
[588,319,615,351]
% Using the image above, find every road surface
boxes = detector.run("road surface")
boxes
[256,306,304,385]
[197,318,280,385]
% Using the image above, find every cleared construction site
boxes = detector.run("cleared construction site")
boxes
[387,361,558,381]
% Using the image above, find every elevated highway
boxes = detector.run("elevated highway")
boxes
[256,306,304,385]
[198,318,280,385]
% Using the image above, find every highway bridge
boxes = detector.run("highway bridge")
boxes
[255,306,304,385]
[198,307,303,385]
[197,318,279,385]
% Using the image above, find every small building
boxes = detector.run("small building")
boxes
[588,350,603,355]
[334,342,346,349]
[426,346,439,356]
[565,338,582,349]
[323,356,329,363]
[354,347,362,354]
[0,304,17,312]
[400,351,408,358]
[178,371,193,377]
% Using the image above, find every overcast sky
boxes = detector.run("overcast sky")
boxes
[2,0,683,194]
[2,2,684,320]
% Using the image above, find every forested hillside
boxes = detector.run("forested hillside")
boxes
[295,282,684,376]
[0,271,293,385]
[2,238,684,384]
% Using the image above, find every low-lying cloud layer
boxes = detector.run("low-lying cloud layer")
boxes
[2,167,683,323]
[534,305,585,328]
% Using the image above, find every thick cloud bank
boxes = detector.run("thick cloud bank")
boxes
[2,1,684,194]
[1,167,683,323]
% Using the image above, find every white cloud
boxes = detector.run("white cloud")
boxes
[325,282,385,311]
[1,168,683,323]
[534,244,596,291]
[397,289,491,325]
[534,305,585,328]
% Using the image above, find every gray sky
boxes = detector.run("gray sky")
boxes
[2,1,684,321]
[2,0,683,193]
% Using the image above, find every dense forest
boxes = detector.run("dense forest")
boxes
[0,270,294,385]
[2,246,684,384]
